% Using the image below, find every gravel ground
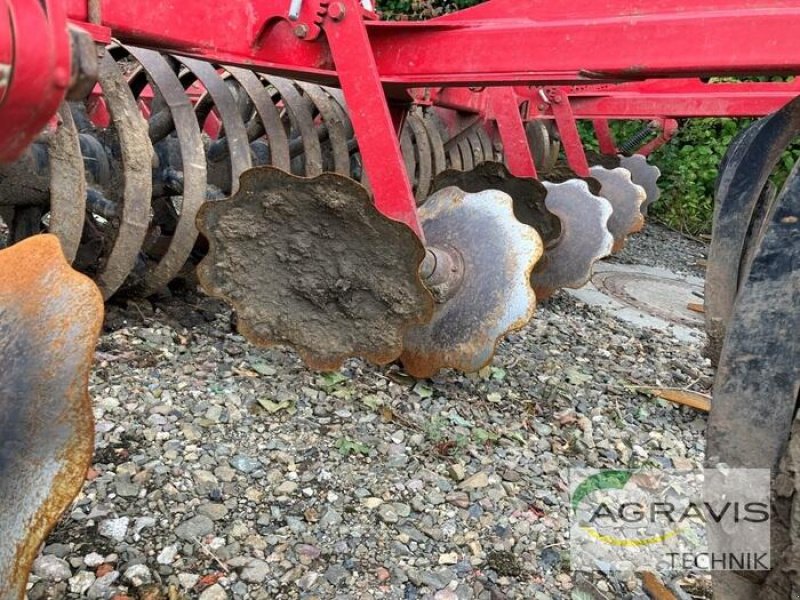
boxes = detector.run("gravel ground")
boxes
[26,224,713,600]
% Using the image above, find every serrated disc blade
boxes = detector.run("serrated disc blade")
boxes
[197,167,434,370]
[400,187,543,378]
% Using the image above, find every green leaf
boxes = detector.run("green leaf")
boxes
[321,372,349,389]
[472,427,499,444]
[361,394,383,410]
[448,412,473,427]
[565,367,591,385]
[414,383,433,398]
[251,362,276,376]
[257,398,294,413]
[490,366,507,381]
[335,437,371,457]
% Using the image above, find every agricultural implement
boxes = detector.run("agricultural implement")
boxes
[0,0,799,596]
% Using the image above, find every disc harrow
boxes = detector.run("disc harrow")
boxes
[5,0,800,596]
[0,42,654,375]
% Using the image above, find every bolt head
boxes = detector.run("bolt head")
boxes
[294,24,309,38]
[328,2,346,21]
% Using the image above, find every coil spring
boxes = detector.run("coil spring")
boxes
[0,44,511,298]
[618,123,655,155]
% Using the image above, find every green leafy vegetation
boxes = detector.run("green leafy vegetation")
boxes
[375,0,482,20]
[607,119,800,236]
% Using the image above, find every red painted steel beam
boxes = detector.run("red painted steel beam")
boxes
[486,88,537,178]
[66,1,800,87]
[527,79,800,119]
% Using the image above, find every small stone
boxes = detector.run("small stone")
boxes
[240,559,270,583]
[205,405,223,422]
[156,544,178,565]
[448,464,466,482]
[363,497,383,509]
[438,552,459,565]
[275,480,298,495]
[123,564,152,586]
[69,570,96,594]
[297,572,320,591]
[446,492,470,509]
[33,555,72,581]
[215,466,237,482]
[199,584,228,600]
[96,564,114,578]
[378,504,399,524]
[43,543,71,558]
[198,503,228,521]
[320,508,342,528]
[137,584,163,600]
[672,456,695,470]
[229,454,260,473]
[133,517,156,535]
[193,470,220,495]
[325,564,349,586]
[87,571,120,599]
[296,544,321,562]
[84,552,105,568]
[98,517,129,542]
[460,472,489,490]
[178,573,200,589]
[377,567,391,582]
[175,514,214,541]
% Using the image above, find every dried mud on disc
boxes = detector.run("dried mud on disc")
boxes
[196,167,434,370]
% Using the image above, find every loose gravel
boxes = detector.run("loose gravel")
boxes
[26,224,712,600]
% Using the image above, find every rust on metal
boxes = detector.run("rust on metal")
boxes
[588,165,646,251]
[123,46,208,297]
[532,179,613,299]
[94,51,154,299]
[0,234,103,599]
[196,167,434,370]
[400,186,543,378]
[47,103,86,263]
[430,161,560,244]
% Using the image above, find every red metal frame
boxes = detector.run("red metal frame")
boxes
[0,0,72,162]
[64,0,800,86]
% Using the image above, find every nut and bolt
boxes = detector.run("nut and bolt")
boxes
[328,2,346,21]
[294,24,309,38]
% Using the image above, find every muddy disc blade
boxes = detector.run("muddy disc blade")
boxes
[532,180,613,299]
[619,154,661,215]
[588,166,646,251]
[196,167,434,370]
[400,187,543,378]
[0,235,102,599]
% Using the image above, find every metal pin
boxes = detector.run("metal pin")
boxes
[288,0,303,20]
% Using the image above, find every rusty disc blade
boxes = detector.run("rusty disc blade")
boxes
[588,165,646,251]
[400,187,543,378]
[0,234,103,599]
[619,154,661,215]
[430,161,561,245]
[532,179,614,299]
[196,167,434,370]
